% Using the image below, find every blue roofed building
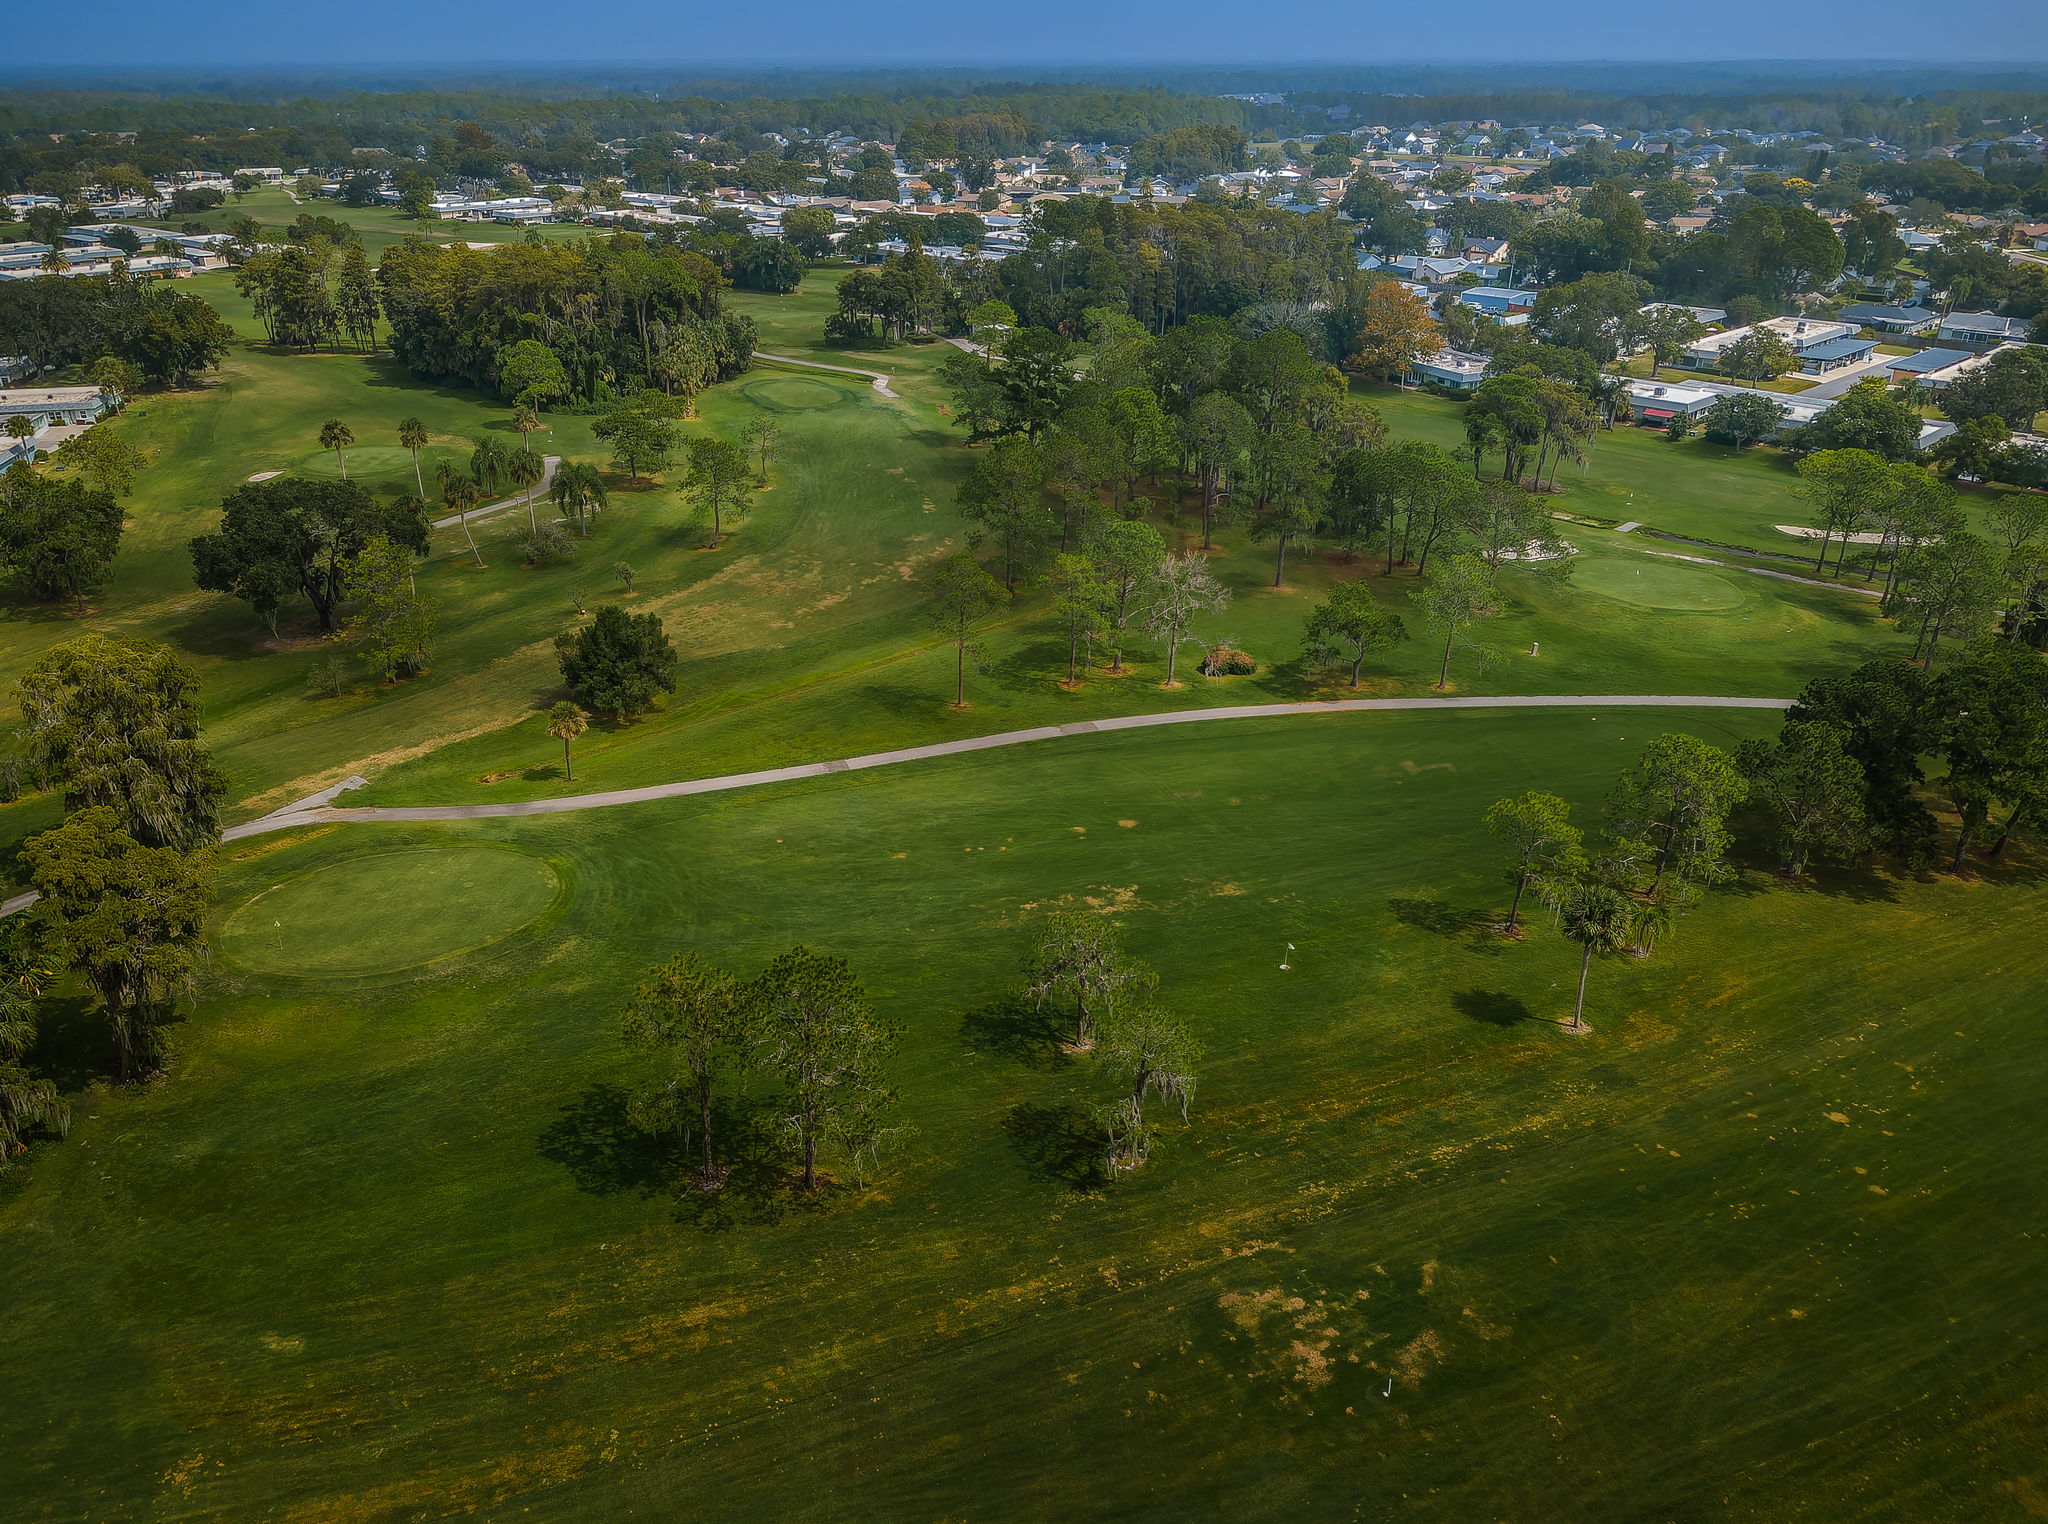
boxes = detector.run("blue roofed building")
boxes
[1838,303,1939,335]
[1794,336,1880,373]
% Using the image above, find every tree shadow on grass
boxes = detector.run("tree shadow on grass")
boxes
[1250,655,1322,700]
[26,992,133,1091]
[1001,1101,1108,1191]
[537,1083,688,1200]
[666,1097,807,1232]
[1781,859,1905,904]
[960,995,1073,1070]
[1386,896,1502,953]
[851,681,943,721]
[537,1085,811,1230]
[1451,988,1534,1027]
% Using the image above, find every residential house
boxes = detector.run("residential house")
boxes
[1408,348,1489,390]
[1883,348,1974,384]
[1623,379,1721,425]
[1640,301,1728,327]
[1457,286,1539,318]
[1937,311,2031,347]
[0,385,116,465]
[1793,336,1880,374]
[1838,302,1940,335]
[1680,316,1857,370]
[1905,342,2034,393]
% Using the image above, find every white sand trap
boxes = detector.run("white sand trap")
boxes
[247,470,283,481]
[1775,524,1894,544]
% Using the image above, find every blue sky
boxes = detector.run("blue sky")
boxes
[11,0,2047,70]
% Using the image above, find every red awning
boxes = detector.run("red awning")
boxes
[1641,408,1676,419]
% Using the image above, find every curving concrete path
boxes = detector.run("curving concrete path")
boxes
[0,694,1793,918]
[225,694,1790,840]
[432,455,561,533]
[752,351,898,398]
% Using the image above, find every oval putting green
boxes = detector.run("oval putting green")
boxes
[293,445,420,481]
[1574,557,1746,611]
[220,847,560,978]
[741,375,852,412]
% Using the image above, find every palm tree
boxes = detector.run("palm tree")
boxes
[397,416,429,498]
[511,403,541,454]
[546,701,588,780]
[1554,881,1634,1035]
[318,419,354,479]
[505,447,546,533]
[549,461,608,537]
[437,461,485,569]
[4,415,36,465]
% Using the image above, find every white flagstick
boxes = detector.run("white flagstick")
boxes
[1279,942,1295,970]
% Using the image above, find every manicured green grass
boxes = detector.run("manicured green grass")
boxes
[3,708,2042,1519]
[1366,386,2031,557]
[217,844,561,978]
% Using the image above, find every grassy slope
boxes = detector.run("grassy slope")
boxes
[3,709,2042,1520]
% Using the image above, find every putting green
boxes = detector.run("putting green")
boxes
[219,846,560,977]
[1574,556,1746,611]
[741,375,853,411]
[293,445,420,481]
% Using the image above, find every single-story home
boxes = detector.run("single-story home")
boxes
[1408,348,1489,390]
[1795,336,1880,373]
[1937,311,2030,347]
[1456,286,1539,317]
[1620,376,1957,449]
[1884,348,1975,383]
[1647,302,1727,325]
[0,385,116,465]
[1680,316,1857,370]
[1838,303,1940,335]
[1623,379,1720,424]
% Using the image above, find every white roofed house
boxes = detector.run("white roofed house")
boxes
[1622,379,1721,425]
[1407,348,1489,390]
[0,385,117,466]
[1680,316,1857,371]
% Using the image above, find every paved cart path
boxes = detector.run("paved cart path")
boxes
[751,351,899,397]
[0,693,1792,918]
[430,455,561,532]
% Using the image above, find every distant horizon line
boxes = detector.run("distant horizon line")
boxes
[8,57,2048,73]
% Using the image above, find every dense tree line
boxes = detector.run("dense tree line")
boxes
[0,275,234,384]
[376,234,755,404]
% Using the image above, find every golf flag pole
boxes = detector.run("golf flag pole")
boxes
[1280,942,1294,970]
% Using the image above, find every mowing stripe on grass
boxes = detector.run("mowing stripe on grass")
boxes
[231,694,1792,836]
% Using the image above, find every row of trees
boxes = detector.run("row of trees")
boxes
[1486,642,2048,1040]
[234,239,380,352]
[376,234,756,405]
[0,274,235,385]
[1795,449,2048,658]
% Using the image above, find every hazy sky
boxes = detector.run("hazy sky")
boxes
[11,0,2048,70]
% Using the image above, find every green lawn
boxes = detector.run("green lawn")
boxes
[3,708,2042,1519]
[1366,387,2031,558]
